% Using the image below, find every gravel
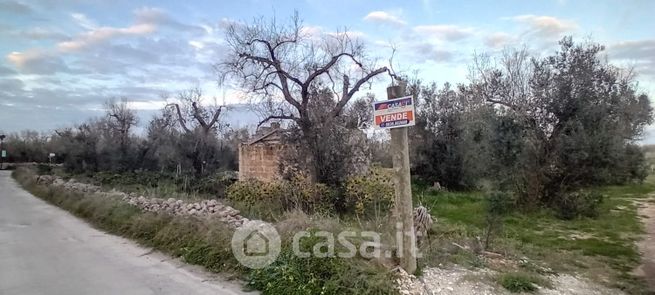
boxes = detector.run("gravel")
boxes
[396,266,625,295]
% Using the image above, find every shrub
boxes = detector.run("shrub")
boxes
[342,167,395,216]
[498,272,541,293]
[554,190,603,220]
[226,176,336,216]
[248,235,396,295]
[36,163,52,175]
[483,191,515,250]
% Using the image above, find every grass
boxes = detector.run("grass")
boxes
[497,271,549,293]
[12,167,398,295]
[416,181,655,294]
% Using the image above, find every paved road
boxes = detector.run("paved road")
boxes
[0,171,253,295]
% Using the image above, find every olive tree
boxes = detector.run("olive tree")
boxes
[469,37,653,208]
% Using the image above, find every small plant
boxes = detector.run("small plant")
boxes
[36,163,52,175]
[483,191,514,250]
[226,176,335,217]
[498,272,541,293]
[248,235,396,295]
[554,190,603,220]
[342,167,394,216]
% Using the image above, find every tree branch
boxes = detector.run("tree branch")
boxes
[166,103,192,133]
[207,106,224,130]
[330,67,388,117]
[257,114,298,127]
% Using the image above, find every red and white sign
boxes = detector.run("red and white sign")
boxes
[372,96,416,129]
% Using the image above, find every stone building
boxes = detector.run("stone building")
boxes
[238,123,285,181]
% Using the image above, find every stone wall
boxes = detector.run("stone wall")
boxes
[238,143,283,181]
[35,175,249,228]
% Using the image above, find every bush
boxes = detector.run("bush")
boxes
[498,272,542,293]
[554,190,603,220]
[89,171,235,197]
[483,191,515,250]
[248,235,396,295]
[36,163,52,175]
[342,167,395,216]
[227,176,335,216]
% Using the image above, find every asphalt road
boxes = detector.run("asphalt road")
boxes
[0,171,253,295]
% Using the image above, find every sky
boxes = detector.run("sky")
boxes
[1,0,655,140]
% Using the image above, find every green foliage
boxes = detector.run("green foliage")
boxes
[554,190,604,220]
[408,37,653,216]
[88,170,234,197]
[485,191,515,216]
[227,176,335,217]
[498,272,542,293]
[36,163,52,175]
[483,191,515,249]
[248,235,396,295]
[342,167,395,216]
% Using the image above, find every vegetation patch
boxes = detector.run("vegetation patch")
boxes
[497,272,546,293]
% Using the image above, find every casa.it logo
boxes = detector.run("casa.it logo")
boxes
[231,220,281,269]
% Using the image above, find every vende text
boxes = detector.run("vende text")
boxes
[375,111,414,124]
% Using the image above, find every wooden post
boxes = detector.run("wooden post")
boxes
[387,83,417,274]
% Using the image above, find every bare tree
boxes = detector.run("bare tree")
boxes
[104,98,139,171]
[105,98,138,149]
[164,87,228,175]
[166,88,225,135]
[216,12,389,181]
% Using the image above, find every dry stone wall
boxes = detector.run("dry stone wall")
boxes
[35,175,249,228]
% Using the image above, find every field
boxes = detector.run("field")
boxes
[416,176,655,294]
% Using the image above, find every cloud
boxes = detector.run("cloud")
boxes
[413,25,474,42]
[134,7,205,34]
[410,42,454,63]
[6,50,72,74]
[22,27,68,40]
[608,39,655,77]
[508,15,577,39]
[0,1,33,15]
[363,11,406,26]
[71,13,97,30]
[484,32,515,49]
[0,65,17,76]
[56,7,206,53]
[57,23,156,52]
[0,78,25,95]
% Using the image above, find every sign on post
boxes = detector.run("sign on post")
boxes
[1,150,6,158]
[49,153,55,158]
[373,96,416,129]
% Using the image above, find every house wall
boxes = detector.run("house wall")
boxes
[238,143,283,181]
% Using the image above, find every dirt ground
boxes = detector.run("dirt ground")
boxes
[635,197,655,291]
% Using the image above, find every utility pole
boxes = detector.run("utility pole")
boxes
[386,83,417,274]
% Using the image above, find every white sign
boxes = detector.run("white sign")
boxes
[1,150,6,158]
[372,96,416,129]
[49,153,55,158]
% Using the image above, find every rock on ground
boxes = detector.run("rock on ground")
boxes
[397,266,625,295]
[35,174,249,228]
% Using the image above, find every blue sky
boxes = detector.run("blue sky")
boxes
[1,0,655,140]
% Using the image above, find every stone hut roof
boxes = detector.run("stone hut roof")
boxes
[246,122,283,145]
